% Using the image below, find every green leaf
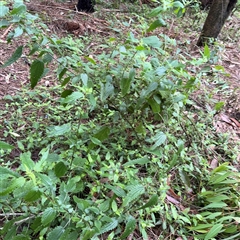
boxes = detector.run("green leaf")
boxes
[47,226,64,240]
[0,177,25,196]
[123,185,145,207]
[81,73,88,86]
[24,190,42,202]
[10,4,26,15]
[61,91,84,104]
[147,18,166,32]
[61,76,71,87]
[142,36,162,48]
[120,216,136,240]
[93,126,110,141]
[30,59,44,89]
[137,194,158,210]
[123,157,150,167]
[41,207,57,226]
[179,169,191,189]
[98,218,118,235]
[0,141,14,150]
[47,123,71,137]
[121,78,131,96]
[0,46,23,68]
[106,185,126,198]
[55,162,67,178]
[148,98,160,113]
[214,101,224,111]
[201,202,227,210]
[100,77,114,101]
[173,1,184,8]
[61,89,73,98]
[149,6,163,17]
[204,224,223,240]
[81,229,96,240]
[222,233,240,240]
[0,166,20,178]
[151,131,167,150]
[73,196,91,210]
[0,6,9,17]
[20,152,35,171]
[203,44,211,59]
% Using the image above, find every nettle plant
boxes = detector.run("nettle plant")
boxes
[1,0,239,239]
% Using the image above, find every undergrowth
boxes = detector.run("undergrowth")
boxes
[0,0,239,239]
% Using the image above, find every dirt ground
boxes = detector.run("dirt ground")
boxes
[0,0,239,152]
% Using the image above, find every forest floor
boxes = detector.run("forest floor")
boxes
[1,0,239,155]
[0,1,240,239]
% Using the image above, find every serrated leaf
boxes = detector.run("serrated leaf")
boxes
[55,162,67,178]
[0,166,20,178]
[36,173,54,191]
[20,152,35,171]
[123,185,145,207]
[151,131,167,150]
[42,207,56,226]
[47,226,64,240]
[106,185,126,198]
[0,141,14,150]
[120,216,136,240]
[47,123,71,137]
[0,46,23,68]
[98,219,118,235]
[73,196,91,210]
[81,229,96,240]
[137,194,158,210]
[30,60,44,89]
[147,18,166,32]
[24,190,41,202]
[0,177,25,196]
[204,224,223,240]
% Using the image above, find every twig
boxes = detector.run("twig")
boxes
[0,24,13,40]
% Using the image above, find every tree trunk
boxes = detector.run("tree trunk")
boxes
[197,0,238,46]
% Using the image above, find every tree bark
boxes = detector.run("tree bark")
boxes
[197,0,238,46]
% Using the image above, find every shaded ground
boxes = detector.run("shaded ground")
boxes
[0,0,239,152]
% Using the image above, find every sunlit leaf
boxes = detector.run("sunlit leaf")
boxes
[204,224,223,240]
[0,141,14,150]
[42,207,57,226]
